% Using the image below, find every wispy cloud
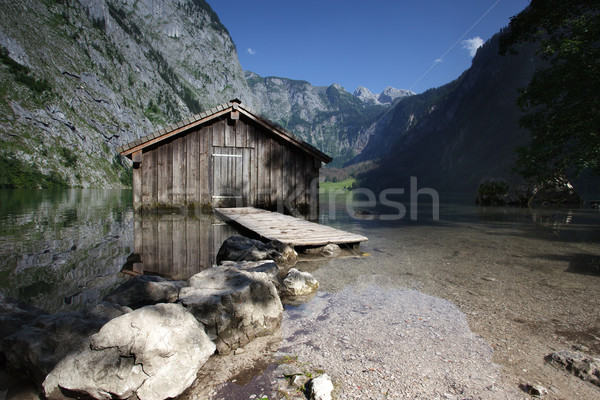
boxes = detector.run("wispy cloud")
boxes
[462,36,484,57]
[247,48,256,55]
[409,0,500,91]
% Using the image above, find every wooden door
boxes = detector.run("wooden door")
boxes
[212,147,244,207]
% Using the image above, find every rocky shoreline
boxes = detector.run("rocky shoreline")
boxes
[2,229,600,400]
[0,236,332,400]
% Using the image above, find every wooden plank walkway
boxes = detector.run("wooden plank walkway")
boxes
[214,207,368,247]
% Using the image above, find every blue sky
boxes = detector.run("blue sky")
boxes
[205,0,530,94]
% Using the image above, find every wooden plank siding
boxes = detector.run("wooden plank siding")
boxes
[131,114,324,217]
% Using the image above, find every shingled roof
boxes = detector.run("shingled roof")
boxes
[117,99,332,163]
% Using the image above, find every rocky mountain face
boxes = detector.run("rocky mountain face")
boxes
[358,34,540,193]
[246,72,412,166]
[0,0,255,188]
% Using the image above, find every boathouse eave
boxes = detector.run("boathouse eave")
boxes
[117,101,332,164]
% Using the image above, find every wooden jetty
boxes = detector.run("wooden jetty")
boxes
[214,207,368,248]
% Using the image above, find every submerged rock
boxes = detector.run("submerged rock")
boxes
[43,303,215,400]
[545,350,600,386]
[103,275,187,309]
[179,266,283,354]
[216,235,296,264]
[282,268,319,296]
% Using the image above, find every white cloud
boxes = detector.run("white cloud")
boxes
[434,58,443,64]
[461,36,484,57]
[247,48,256,55]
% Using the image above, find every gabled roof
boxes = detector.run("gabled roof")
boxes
[117,99,332,163]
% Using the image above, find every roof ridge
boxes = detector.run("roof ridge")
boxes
[118,99,331,163]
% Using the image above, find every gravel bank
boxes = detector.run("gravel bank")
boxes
[278,285,522,399]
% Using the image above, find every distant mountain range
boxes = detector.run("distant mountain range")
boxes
[0,0,563,194]
[245,73,415,166]
[353,86,415,106]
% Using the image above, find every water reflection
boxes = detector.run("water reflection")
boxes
[0,189,134,313]
[125,213,236,280]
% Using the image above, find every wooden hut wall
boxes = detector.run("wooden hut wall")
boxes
[133,115,321,211]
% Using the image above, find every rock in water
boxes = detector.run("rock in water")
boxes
[220,260,281,287]
[282,268,319,296]
[179,266,283,354]
[103,275,187,309]
[216,235,296,264]
[2,311,120,385]
[309,374,334,400]
[545,350,600,386]
[42,303,215,400]
[530,176,583,205]
[0,295,45,341]
[304,243,341,257]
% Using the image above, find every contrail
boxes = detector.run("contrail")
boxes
[409,0,502,91]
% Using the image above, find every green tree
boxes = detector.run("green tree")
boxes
[499,0,600,182]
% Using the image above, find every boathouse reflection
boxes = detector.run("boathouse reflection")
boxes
[124,214,236,280]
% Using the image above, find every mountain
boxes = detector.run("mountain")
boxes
[0,0,256,188]
[352,86,414,106]
[358,34,540,193]
[245,72,393,167]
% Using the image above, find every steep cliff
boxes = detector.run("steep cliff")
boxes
[359,34,540,193]
[0,0,255,188]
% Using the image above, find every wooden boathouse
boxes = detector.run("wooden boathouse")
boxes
[118,99,332,215]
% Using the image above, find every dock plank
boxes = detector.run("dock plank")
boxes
[214,207,368,247]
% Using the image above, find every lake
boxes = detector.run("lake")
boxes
[1,188,599,312]
[1,188,599,398]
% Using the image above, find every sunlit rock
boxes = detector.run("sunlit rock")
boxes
[179,266,283,354]
[42,303,215,400]
[309,373,334,400]
[282,268,319,296]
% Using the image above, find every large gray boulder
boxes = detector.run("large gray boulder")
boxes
[43,303,215,400]
[2,303,131,385]
[216,235,296,264]
[179,266,283,354]
[103,275,187,309]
